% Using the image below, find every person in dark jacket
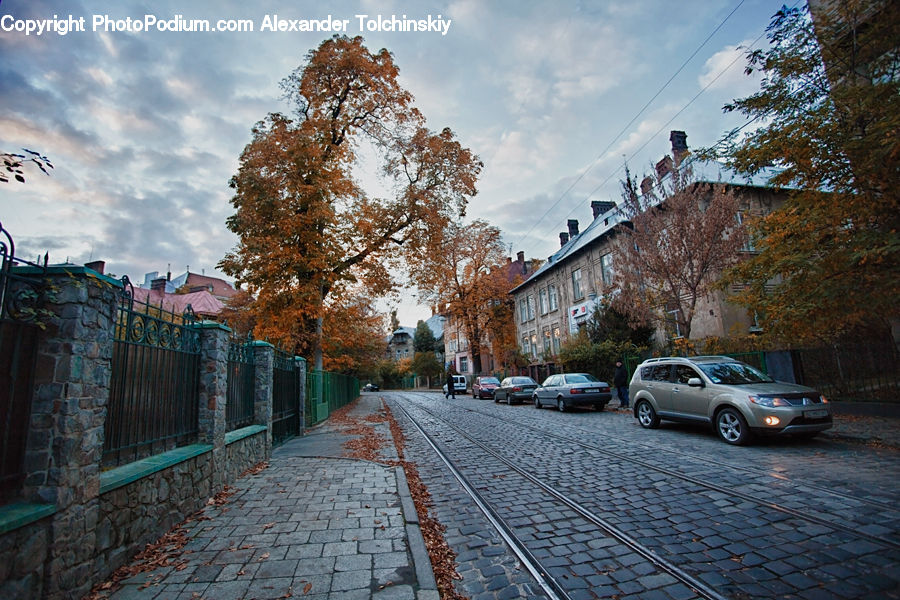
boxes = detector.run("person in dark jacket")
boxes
[445,370,456,399]
[614,360,629,409]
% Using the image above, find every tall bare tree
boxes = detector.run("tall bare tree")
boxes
[610,165,747,340]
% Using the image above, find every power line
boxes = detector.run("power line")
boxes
[520,0,804,259]
[513,0,747,250]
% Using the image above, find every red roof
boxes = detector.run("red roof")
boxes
[183,272,238,300]
[132,287,225,318]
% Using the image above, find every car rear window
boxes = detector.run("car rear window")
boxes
[511,377,534,385]
[481,378,500,385]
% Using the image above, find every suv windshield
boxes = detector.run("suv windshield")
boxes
[698,362,773,385]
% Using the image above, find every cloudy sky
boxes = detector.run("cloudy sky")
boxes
[1,0,782,325]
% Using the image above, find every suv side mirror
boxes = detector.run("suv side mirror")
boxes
[687,377,704,387]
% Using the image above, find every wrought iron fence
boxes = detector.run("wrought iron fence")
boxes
[305,369,360,427]
[792,342,900,403]
[0,223,46,501]
[226,335,255,432]
[103,277,201,467]
[272,349,301,446]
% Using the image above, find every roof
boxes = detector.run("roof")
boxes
[141,271,237,299]
[424,313,444,339]
[131,286,225,318]
[510,158,789,294]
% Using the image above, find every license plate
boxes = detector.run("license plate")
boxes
[584,388,597,393]
[805,409,828,419]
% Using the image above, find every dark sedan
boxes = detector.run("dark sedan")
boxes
[533,373,612,412]
[494,376,539,405]
[472,376,501,399]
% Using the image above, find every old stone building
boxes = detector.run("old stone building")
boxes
[510,131,790,380]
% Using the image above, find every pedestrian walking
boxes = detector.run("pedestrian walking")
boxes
[446,370,456,399]
[614,360,629,409]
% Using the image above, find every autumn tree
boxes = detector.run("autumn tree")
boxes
[220,36,481,369]
[409,220,508,374]
[708,1,900,342]
[610,165,747,340]
[320,293,386,377]
[218,289,257,339]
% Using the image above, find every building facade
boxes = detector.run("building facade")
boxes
[510,131,789,380]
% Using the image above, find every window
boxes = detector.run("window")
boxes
[640,364,672,381]
[552,325,561,354]
[539,288,548,314]
[542,328,551,353]
[572,268,583,300]
[519,298,528,324]
[459,356,468,373]
[526,295,535,321]
[548,284,558,311]
[600,253,614,286]
[522,336,531,356]
[674,365,700,384]
[736,211,757,251]
[530,332,538,357]
[449,339,458,353]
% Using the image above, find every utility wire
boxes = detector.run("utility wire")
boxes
[513,0,747,249]
[521,0,804,259]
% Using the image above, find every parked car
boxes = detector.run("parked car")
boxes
[533,373,612,412]
[363,382,379,392]
[629,356,832,445]
[494,376,539,405]
[442,375,467,396]
[472,376,501,399]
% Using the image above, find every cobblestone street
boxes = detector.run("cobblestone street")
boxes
[385,391,900,600]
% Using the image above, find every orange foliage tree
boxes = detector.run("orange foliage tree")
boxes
[409,220,513,374]
[220,36,481,369]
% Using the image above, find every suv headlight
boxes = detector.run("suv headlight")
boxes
[748,395,790,407]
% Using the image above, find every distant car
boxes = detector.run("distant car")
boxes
[533,373,612,412]
[442,375,467,396]
[472,376,501,399]
[363,383,379,392]
[630,356,832,445]
[493,376,539,405]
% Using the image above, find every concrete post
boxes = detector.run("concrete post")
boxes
[196,322,231,491]
[25,267,120,600]
[252,341,274,454]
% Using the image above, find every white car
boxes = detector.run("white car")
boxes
[442,375,467,396]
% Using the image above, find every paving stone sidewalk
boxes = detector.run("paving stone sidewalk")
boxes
[103,396,437,600]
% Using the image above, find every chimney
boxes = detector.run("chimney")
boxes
[151,277,167,293]
[591,200,616,219]
[670,130,688,166]
[516,251,525,265]
[559,232,569,247]
[84,260,105,275]
[640,176,653,195]
[506,256,512,264]
[567,219,579,239]
[655,156,673,180]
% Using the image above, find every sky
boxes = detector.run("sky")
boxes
[0,0,784,327]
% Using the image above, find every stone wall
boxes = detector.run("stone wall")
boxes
[95,451,214,577]
[0,266,305,599]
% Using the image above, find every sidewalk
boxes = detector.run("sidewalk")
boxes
[97,395,436,600]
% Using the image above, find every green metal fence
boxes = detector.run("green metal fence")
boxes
[305,369,360,427]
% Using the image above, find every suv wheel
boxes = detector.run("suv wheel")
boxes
[636,400,660,429]
[716,407,751,445]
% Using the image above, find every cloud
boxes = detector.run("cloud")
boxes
[698,40,760,95]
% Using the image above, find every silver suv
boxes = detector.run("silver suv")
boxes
[630,356,832,445]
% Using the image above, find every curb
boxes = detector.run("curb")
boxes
[395,465,438,593]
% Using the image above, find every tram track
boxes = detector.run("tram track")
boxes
[454,400,899,513]
[391,399,726,600]
[412,394,900,550]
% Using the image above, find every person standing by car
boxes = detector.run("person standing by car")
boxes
[614,360,629,409]
[445,370,456,399]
